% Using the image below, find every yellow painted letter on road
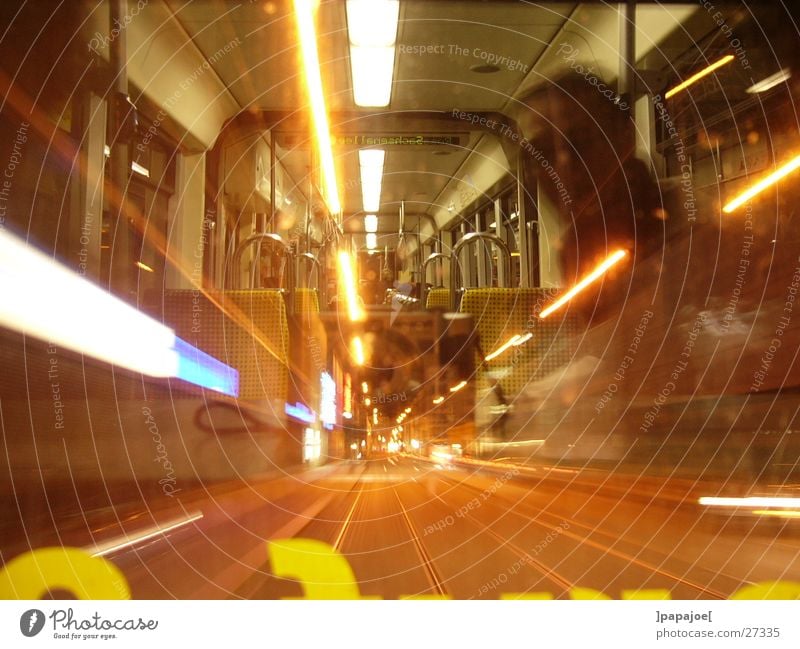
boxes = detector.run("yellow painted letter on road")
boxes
[730,581,800,599]
[0,547,130,599]
[267,538,373,599]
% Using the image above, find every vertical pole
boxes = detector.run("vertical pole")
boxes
[69,93,105,281]
[618,0,636,112]
[516,154,531,288]
[493,198,507,287]
[108,0,132,298]
[475,211,487,286]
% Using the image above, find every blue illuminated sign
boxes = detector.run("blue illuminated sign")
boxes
[174,337,239,397]
[285,401,316,424]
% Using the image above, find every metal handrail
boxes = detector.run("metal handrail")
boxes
[450,232,511,311]
[296,251,321,290]
[230,232,293,290]
[421,252,451,309]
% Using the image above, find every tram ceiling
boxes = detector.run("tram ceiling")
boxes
[106,0,730,226]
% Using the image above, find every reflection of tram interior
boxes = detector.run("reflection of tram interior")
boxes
[2,0,800,520]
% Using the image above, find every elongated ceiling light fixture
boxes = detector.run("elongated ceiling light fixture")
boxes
[359,149,385,213]
[294,0,341,215]
[346,0,399,107]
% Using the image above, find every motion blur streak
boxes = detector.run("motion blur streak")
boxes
[664,54,735,99]
[338,250,366,322]
[0,228,178,377]
[294,0,340,214]
[722,153,800,213]
[539,249,628,318]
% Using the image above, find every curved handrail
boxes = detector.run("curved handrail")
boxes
[450,232,511,311]
[297,251,321,289]
[230,232,293,290]
[421,252,451,309]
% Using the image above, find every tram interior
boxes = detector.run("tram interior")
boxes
[1,0,800,600]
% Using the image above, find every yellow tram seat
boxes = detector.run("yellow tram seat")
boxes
[161,289,289,402]
[294,287,320,314]
[459,288,578,397]
[426,287,450,310]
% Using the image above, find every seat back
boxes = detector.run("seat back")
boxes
[161,289,289,401]
[459,288,578,398]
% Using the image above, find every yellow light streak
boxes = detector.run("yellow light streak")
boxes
[539,249,628,319]
[664,54,734,100]
[484,335,521,362]
[449,380,467,393]
[752,510,800,518]
[350,335,365,365]
[722,154,800,213]
[337,251,365,322]
[294,0,340,215]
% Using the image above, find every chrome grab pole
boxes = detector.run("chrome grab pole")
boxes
[450,232,511,311]
[421,252,451,309]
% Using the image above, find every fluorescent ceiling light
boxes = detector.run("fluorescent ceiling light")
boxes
[346,0,399,107]
[294,0,341,215]
[350,46,395,107]
[364,214,378,233]
[359,149,385,213]
[366,233,377,249]
[747,68,792,94]
[0,228,238,396]
[346,0,399,47]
